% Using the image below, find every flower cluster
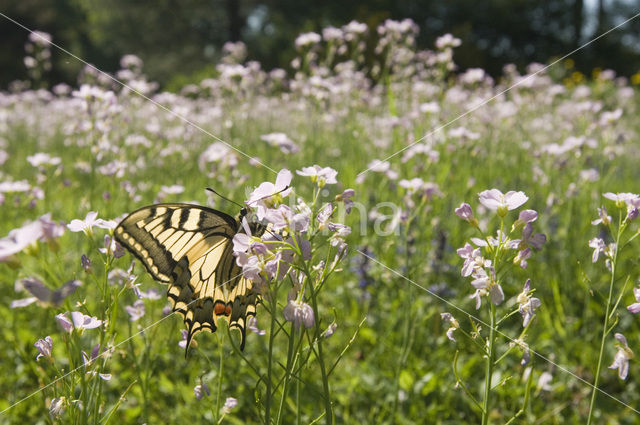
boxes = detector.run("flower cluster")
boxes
[232,167,351,329]
[453,189,546,311]
[588,192,640,384]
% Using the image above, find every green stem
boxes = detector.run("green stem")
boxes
[452,350,483,411]
[276,324,298,425]
[504,358,534,425]
[307,279,332,425]
[215,339,224,422]
[265,284,278,423]
[586,220,621,424]
[481,303,497,425]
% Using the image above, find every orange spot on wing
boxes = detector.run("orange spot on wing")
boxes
[215,302,232,316]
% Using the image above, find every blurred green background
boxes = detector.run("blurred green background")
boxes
[3,0,640,89]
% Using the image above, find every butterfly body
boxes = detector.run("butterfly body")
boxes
[115,203,262,350]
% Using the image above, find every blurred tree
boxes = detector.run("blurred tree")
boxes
[1,0,91,88]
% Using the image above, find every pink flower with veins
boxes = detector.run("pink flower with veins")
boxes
[478,189,528,216]
[296,165,338,186]
[56,312,103,333]
[247,169,292,219]
[67,211,115,234]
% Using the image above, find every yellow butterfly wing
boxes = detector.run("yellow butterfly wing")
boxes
[115,203,259,350]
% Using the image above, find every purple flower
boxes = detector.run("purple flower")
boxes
[0,220,44,262]
[81,254,92,272]
[39,214,66,241]
[232,218,267,254]
[323,322,337,338]
[512,209,538,230]
[517,280,541,327]
[247,169,292,218]
[178,330,193,349]
[469,267,503,309]
[27,153,61,167]
[627,287,640,314]
[609,333,634,380]
[261,132,300,154]
[194,383,210,400]
[588,238,606,262]
[99,235,125,258]
[283,298,315,329]
[456,243,491,277]
[603,192,640,209]
[11,278,81,308]
[455,203,474,222]
[81,344,111,380]
[125,300,146,321]
[295,32,321,48]
[35,336,53,361]
[264,205,310,233]
[520,223,546,250]
[296,165,338,187]
[514,248,532,269]
[316,204,334,228]
[222,397,238,414]
[136,287,161,300]
[335,189,355,214]
[591,206,611,226]
[478,189,528,216]
[263,251,285,279]
[399,177,426,194]
[56,312,103,333]
[49,397,65,418]
[328,222,351,237]
[235,252,263,282]
[440,313,459,342]
[247,316,266,335]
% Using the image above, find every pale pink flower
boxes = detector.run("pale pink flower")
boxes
[35,336,53,361]
[56,312,103,333]
[455,203,474,222]
[478,189,528,215]
[194,383,210,400]
[222,397,238,414]
[627,287,640,314]
[440,313,459,342]
[67,211,114,234]
[261,133,299,154]
[591,207,611,226]
[283,299,315,329]
[588,238,606,262]
[609,333,634,380]
[296,165,338,186]
[517,280,541,327]
[247,169,292,218]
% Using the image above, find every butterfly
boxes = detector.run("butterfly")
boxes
[114,202,265,351]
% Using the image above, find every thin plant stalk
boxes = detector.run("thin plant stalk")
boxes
[586,212,622,424]
[481,302,497,425]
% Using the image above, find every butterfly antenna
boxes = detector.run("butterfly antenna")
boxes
[206,187,244,209]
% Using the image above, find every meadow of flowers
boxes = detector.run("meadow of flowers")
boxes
[2,19,640,424]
